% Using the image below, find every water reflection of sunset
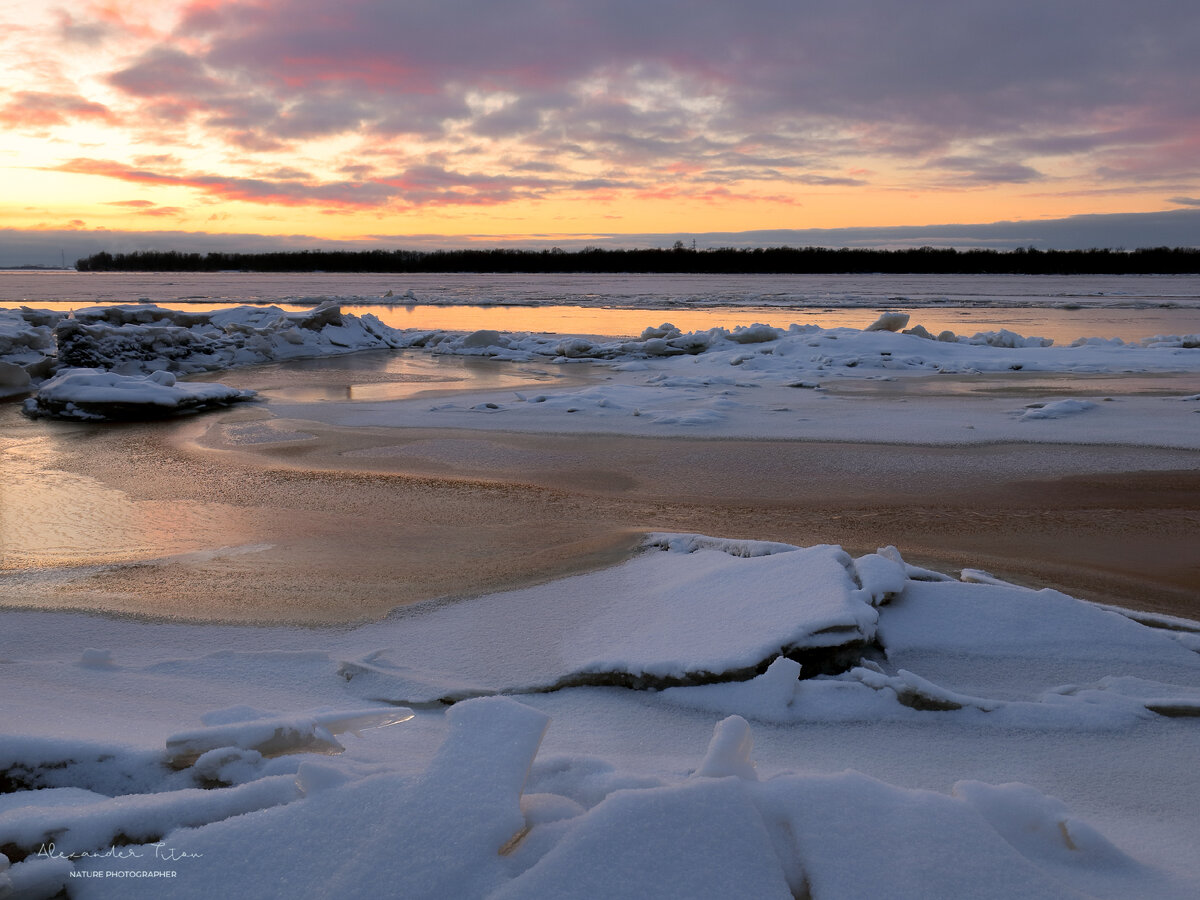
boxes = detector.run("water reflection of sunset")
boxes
[0,421,255,571]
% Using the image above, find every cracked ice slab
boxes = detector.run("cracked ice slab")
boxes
[340,535,884,703]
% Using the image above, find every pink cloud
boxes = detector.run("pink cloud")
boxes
[22,0,1197,202]
[107,45,225,98]
[49,157,565,211]
[102,199,186,216]
[0,92,115,128]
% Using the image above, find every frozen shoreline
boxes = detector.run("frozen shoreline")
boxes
[3,302,1199,444]
[4,292,1199,898]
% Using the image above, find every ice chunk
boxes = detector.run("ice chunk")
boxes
[847,666,1001,712]
[853,551,909,604]
[953,780,1129,863]
[694,715,758,780]
[970,329,1053,348]
[494,778,793,900]
[0,776,302,863]
[758,772,1099,899]
[865,311,910,332]
[726,323,783,344]
[22,368,256,421]
[461,328,505,349]
[2,855,73,900]
[164,708,414,768]
[662,657,802,720]
[0,361,30,398]
[1018,398,1096,420]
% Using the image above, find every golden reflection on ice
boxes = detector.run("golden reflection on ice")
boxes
[0,419,251,570]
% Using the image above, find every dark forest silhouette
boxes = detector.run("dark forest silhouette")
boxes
[75,245,1200,275]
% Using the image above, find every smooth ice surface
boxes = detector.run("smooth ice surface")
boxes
[4,272,1200,312]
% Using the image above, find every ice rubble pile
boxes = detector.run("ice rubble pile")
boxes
[51,303,405,375]
[4,301,1199,420]
[0,303,406,378]
[5,305,1199,390]
[405,317,1200,377]
[2,303,408,419]
[1,536,1198,897]
[8,700,1169,900]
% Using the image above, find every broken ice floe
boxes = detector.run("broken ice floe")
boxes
[21,368,256,421]
[338,536,896,703]
[0,776,302,869]
[1,303,406,381]
[334,534,1198,726]
[53,303,405,375]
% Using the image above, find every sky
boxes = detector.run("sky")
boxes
[1,0,1198,265]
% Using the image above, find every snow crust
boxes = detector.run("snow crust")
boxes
[2,536,1198,899]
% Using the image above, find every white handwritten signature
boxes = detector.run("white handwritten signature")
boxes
[37,842,204,862]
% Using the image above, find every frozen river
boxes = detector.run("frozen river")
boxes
[5,270,1200,344]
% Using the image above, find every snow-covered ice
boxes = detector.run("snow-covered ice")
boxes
[3,300,1199,436]
[21,369,256,421]
[3,302,408,420]
[1,537,1198,899]
[3,285,1200,898]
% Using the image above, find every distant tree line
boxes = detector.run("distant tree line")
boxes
[74,245,1200,275]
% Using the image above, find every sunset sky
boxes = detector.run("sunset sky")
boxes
[2,0,1198,263]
